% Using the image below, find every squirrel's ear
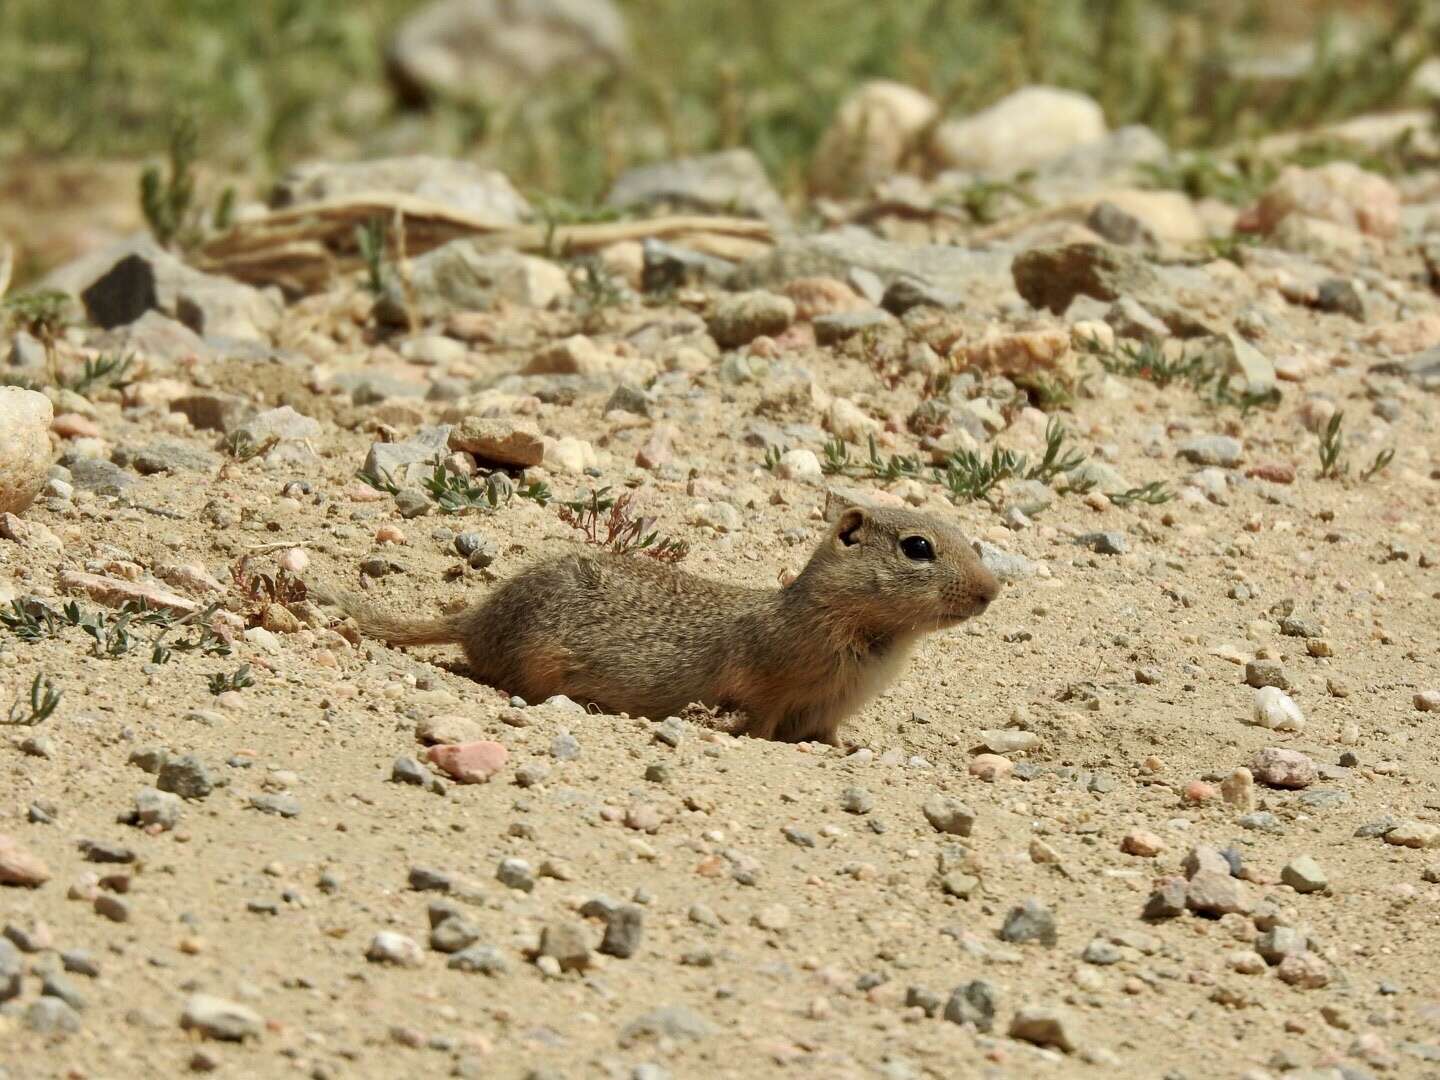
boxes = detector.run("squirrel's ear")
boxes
[836,507,867,546]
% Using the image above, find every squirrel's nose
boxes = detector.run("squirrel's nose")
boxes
[973,572,1001,609]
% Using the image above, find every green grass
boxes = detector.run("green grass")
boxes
[0,1,1434,206]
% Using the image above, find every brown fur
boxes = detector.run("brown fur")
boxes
[313,506,1000,745]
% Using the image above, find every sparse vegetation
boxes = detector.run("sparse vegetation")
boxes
[1361,446,1396,481]
[557,487,690,562]
[208,664,256,695]
[230,556,308,627]
[140,115,199,249]
[1107,481,1175,506]
[1318,411,1347,479]
[5,673,61,726]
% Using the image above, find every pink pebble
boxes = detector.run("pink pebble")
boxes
[1184,780,1217,802]
[375,525,406,545]
[426,741,508,783]
[968,754,1013,782]
[279,547,310,574]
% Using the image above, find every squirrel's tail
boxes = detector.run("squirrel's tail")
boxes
[309,582,463,646]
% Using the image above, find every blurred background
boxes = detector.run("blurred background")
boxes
[1,0,1436,277]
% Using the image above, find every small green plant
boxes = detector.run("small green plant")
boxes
[208,664,255,695]
[935,445,1026,505]
[61,354,132,396]
[1025,419,1087,484]
[1360,447,1395,482]
[355,217,389,295]
[516,480,552,506]
[572,257,626,331]
[3,289,72,380]
[150,603,231,665]
[1107,482,1174,507]
[356,467,402,496]
[222,430,279,462]
[140,115,198,249]
[557,487,689,562]
[423,463,510,514]
[6,673,61,726]
[0,598,71,643]
[1086,337,1202,388]
[1318,412,1347,479]
[762,444,785,472]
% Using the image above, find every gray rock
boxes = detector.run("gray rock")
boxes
[362,425,452,487]
[496,857,535,892]
[409,866,452,892]
[640,239,736,292]
[386,0,628,106]
[904,986,943,1018]
[366,931,424,967]
[61,950,99,978]
[60,455,134,495]
[1245,659,1290,690]
[45,235,279,340]
[93,310,214,364]
[1210,332,1277,395]
[133,787,182,830]
[157,754,214,799]
[609,149,788,227]
[275,156,530,221]
[1106,296,1169,343]
[1012,243,1160,315]
[25,997,81,1035]
[942,980,996,1031]
[881,276,962,314]
[598,903,644,959]
[1000,898,1057,946]
[41,972,86,1011]
[605,383,651,417]
[1008,1006,1077,1053]
[922,795,975,837]
[430,915,481,954]
[233,406,321,447]
[79,839,135,864]
[619,1005,715,1046]
[1078,531,1127,555]
[1281,856,1328,894]
[1087,201,1156,246]
[538,920,592,972]
[731,230,1013,303]
[447,944,509,974]
[973,541,1040,581]
[840,786,874,815]
[1029,125,1170,198]
[1374,346,1440,391]
[377,242,569,325]
[1082,938,1123,965]
[1143,878,1188,919]
[707,290,796,349]
[1315,278,1364,320]
[1256,926,1308,963]
[392,756,432,786]
[249,794,301,818]
[180,993,264,1041]
[1178,435,1244,468]
[1240,811,1285,834]
[1280,614,1323,638]
[0,938,20,1002]
[1186,870,1251,916]
[113,441,219,476]
[813,310,894,345]
[1252,747,1317,789]
[550,733,581,760]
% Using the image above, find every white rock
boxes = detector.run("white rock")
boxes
[180,993,263,1041]
[543,436,597,474]
[825,398,881,442]
[810,80,939,197]
[1252,686,1305,732]
[0,387,53,515]
[777,449,823,480]
[930,86,1106,176]
[366,931,424,967]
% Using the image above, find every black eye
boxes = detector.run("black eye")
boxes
[900,536,935,561]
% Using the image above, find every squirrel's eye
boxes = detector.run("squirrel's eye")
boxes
[900,536,935,561]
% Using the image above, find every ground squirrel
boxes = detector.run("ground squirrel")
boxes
[316,505,1000,744]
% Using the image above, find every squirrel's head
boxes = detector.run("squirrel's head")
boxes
[797,505,1001,635]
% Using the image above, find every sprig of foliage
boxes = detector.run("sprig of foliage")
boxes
[935,445,1027,504]
[557,487,689,562]
[516,480,552,506]
[1317,412,1347,479]
[1024,419,1087,484]
[150,603,231,664]
[1084,337,1203,388]
[356,467,401,495]
[1107,482,1174,506]
[208,664,255,695]
[140,115,198,248]
[422,463,509,514]
[5,674,61,726]
[60,354,132,396]
[1361,447,1395,482]
[355,217,389,295]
